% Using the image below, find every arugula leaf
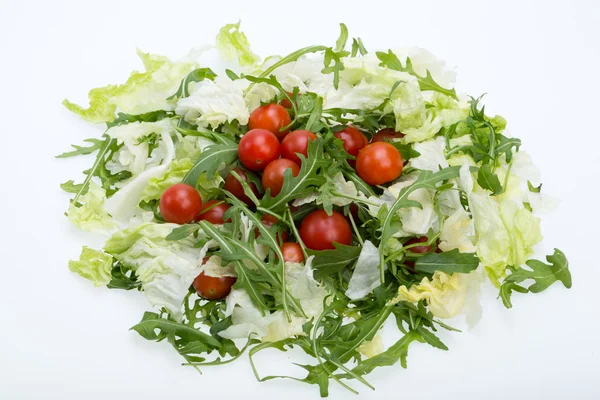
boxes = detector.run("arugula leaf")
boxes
[182,143,238,187]
[350,330,421,375]
[476,164,503,194]
[389,142,421,161]
[56,138,104,159]
[351,37,367,57]
[168,68,216,100]
[376,50,458,100]
[260,139,329,212]
[334,23,349,52]
[500,249,572,308]
[106,110,171,128]
[166,224,201,241]
[415,249,480,274]
[60,180,84,194]
[379,167,461,282]
[107,262,141,291]
[528,181,542,193]
[322,48,348,90]
[309,244,362,279]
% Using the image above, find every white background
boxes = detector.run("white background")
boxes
[1,0,599,399]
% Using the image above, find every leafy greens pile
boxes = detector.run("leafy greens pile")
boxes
[60,22,572,397]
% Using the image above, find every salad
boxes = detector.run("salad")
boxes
[60,22,572,396]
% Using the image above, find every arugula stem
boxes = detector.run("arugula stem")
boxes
[348,212,364,246]
[73,134,114,204]
[256,207,285,222]
[286,209,309,259]
[183,339,253,367]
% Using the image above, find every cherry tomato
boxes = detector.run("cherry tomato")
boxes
[159,183,203,224]
[258,214,289,242]
[223,168,259,207]
[405,236,433,254]
[371,128,405,143]
[280,91,294,109]
[281,130,317,165]
[238,129,281,171]
[299,210,352,251]
[334,126,368,166]
[356,142,403,186]
[262,158,300,197]
[193,272,236,300]
[281,242,305,263]
[248,104,292,140]
[349,203,359,220]
[195,200,231,224]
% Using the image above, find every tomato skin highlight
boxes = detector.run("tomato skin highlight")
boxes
[281,130,317,165]
[159,183,203,224]
[223,167,259,207]
[405,236,433,254]
[262,158,300,197]
[356,142,403,186]
[195,200,231,224]
[248,104,292,140]
[281,242,305,263]
[371,128,404,143]
[299,210,352,251]
[193,272,236,300]
[238,129,281,171]
[334,126,368,166]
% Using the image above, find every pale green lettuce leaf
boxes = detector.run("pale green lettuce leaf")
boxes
[63,50,196,123]
[500,201,543,268]
[104,131,175,221]
[216,22,259,67]
[68,246,113,286]
[345,240,382,300]
[402,109,442,143]
[429,92,469,128]
[175,76,249,128]
[409,136,448,172]
[104,222,211,319]
[139,158,193,202]
[439,207,476,253]
[68,181,116,232]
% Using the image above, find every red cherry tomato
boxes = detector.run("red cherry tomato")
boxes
[258,214,289,242]
[262,158,300,197]
[193,271,236,300]
[281,242,305,263]
[280,91,294,109]
[299,210,352,251]
[248,104,292,141]
[195,200,231,224]
[281,130,317,165]
[159,183,203,224]
[334,126,368,166]
[223,168,259,207]
[349,203,359,220]
[238,129,281,171]
[371,128,405,143]
[356,142,403,186]
[405,236,433,254]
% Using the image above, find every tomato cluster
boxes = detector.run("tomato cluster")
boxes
[158,102,410,301]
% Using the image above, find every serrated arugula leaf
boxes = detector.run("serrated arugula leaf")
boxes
[106,110,172,128]
[56,138,104,158]
[168,68,216,100]
[415,249,480,274]
[60,180,84,194]
[166,224,201,241]
[476,164,503,194]
[351,37,367,57]
[389,142,421,161]
[500,249,571,308]
[260,139,329,212]
[182,143,238,187]
[309,244,362,279]
[379,167,461,282]
[349,330,421,376]
[334,23,349,52]
[376,50,457,99]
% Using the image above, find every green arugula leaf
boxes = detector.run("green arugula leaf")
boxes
[415,249,480,274]
[167,68,217,100]
[166,224,201,241]
[60,180,84,194]
[476,164,503,194]
[334,23,349,52]
[182,143,238,187]
[349,330,421,376]
[260,139,329,212]
[351,37,367,57]
[376,50,458,99]
[322,48,348,90]
[389,142,421,161]
[528,181,542,193]
[500,249,572,308]
[56,138,104,158]
[379,167,461,282]
[309,244,362,279]
[106,110,172,128]
[107,262,141,291]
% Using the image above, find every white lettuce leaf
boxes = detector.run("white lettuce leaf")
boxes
[345,241,382,300]
[68,181,116,232]
[68,247,113,286]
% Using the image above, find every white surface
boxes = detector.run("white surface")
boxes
[1,0,599,399]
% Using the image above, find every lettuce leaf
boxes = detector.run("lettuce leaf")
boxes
[67,181,116,232]
[216,22,260,67]
[68,247,113,286]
